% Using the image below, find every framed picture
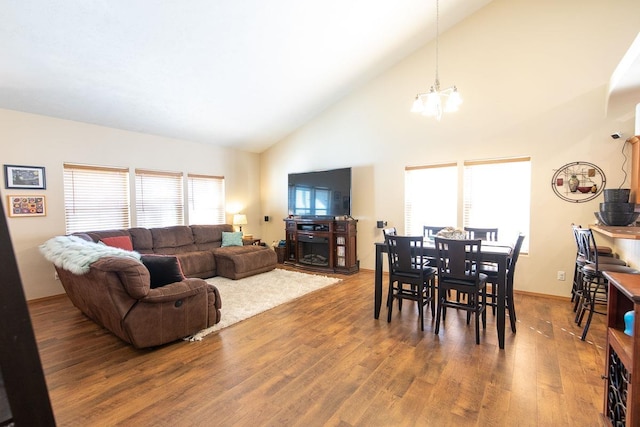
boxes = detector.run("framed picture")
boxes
[7,195,46,217]
[4,164,46,190]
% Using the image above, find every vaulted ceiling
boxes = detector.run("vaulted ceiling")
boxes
[0,1,494,152]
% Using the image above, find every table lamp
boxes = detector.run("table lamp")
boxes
[233,214,247,233]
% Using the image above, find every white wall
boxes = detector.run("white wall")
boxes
[259,0,640,297]
[1,109,260,300]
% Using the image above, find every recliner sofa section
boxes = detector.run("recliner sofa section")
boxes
[44,224,277,347]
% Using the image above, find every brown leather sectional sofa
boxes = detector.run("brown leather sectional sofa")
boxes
[51,224,277,348]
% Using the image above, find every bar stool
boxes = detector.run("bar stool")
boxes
[571,224,621,312]
[574,228,640,340]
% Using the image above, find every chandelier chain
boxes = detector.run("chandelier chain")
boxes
[434,0,439,88]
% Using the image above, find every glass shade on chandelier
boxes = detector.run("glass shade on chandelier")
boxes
[411,82,462,121]
[411,0,461,121]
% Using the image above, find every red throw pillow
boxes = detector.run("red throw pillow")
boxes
[100,236,134,251]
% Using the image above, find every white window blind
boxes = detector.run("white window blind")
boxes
[63,163,130,233]
[463,157,531,251]
[135,169,184,228]
[405,163,458,236]
[187,174,225,225]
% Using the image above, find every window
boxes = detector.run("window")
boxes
[135,169,184,228]
[463,157,531,250]
[63,163,130,233]
[404,157,531,251]
[187,174,225,225]
[405,163,457,236]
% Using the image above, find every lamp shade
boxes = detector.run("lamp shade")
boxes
[233,214,247,226]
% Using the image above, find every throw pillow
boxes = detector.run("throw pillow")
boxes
[100,235,134,251]
[140,255,185,289]
[221,231,243,247]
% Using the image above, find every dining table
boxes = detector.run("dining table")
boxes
[374,239,513,349]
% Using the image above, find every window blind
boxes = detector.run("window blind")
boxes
[404,163,458,236]
[63,163,130,233]
[187,174,225,225]
[135,169,184,228]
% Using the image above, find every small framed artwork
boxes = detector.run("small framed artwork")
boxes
[7,195,46,217]
[4,164,46,190]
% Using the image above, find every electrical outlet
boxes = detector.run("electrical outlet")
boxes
[557,271,566,281]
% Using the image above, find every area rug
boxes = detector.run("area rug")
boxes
[186,268,341,341]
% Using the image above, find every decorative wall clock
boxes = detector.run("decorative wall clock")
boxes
[551,161,606,203]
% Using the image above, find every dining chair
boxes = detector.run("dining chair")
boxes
[423,226,446,239]
[382,227,397,237]
[433,237,487,344]
[385,234,437,331]
[575,227,640,341]
[465,227,499,308]
[479,233,525,332]
[464,227,498,241]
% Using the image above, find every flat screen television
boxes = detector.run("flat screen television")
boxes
[288,167,351,218]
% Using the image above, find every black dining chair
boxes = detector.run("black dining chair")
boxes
[382,227,397,237]
[423,226,446,240]
[433,237,488,344]
[385,235,437,331]
[575,227,640,341]
[465,227,498,308]
[464,227,498,241]
[478,233,525,332]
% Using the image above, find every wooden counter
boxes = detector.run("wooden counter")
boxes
[591,224,640,240]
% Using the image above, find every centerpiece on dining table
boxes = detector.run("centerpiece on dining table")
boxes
[435,226,466,240]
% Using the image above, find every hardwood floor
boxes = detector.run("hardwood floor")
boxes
[29,268,608,426]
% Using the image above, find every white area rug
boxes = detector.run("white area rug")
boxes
[186,268,341,341]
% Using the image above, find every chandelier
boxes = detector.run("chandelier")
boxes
[411,0,462,120]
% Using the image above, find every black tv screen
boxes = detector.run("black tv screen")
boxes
[288,167,351,217]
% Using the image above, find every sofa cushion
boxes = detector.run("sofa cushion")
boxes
[73,233,94,242]
[221,231,243,247]
[191,224,232,251]
[213,245,277,279]
[141,255,185,288]
[151,226,198,254]
[129,227,154,254]
[100,235,134,251]
[174,251,216,279]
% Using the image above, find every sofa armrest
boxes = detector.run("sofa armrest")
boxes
[90,257,151,299]
[141,278,208,303]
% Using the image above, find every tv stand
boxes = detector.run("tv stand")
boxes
[284,218,358,274]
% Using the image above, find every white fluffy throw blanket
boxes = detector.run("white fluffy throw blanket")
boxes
[39,235,141,275]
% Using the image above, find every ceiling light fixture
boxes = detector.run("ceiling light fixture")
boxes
[411,0,462,120]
